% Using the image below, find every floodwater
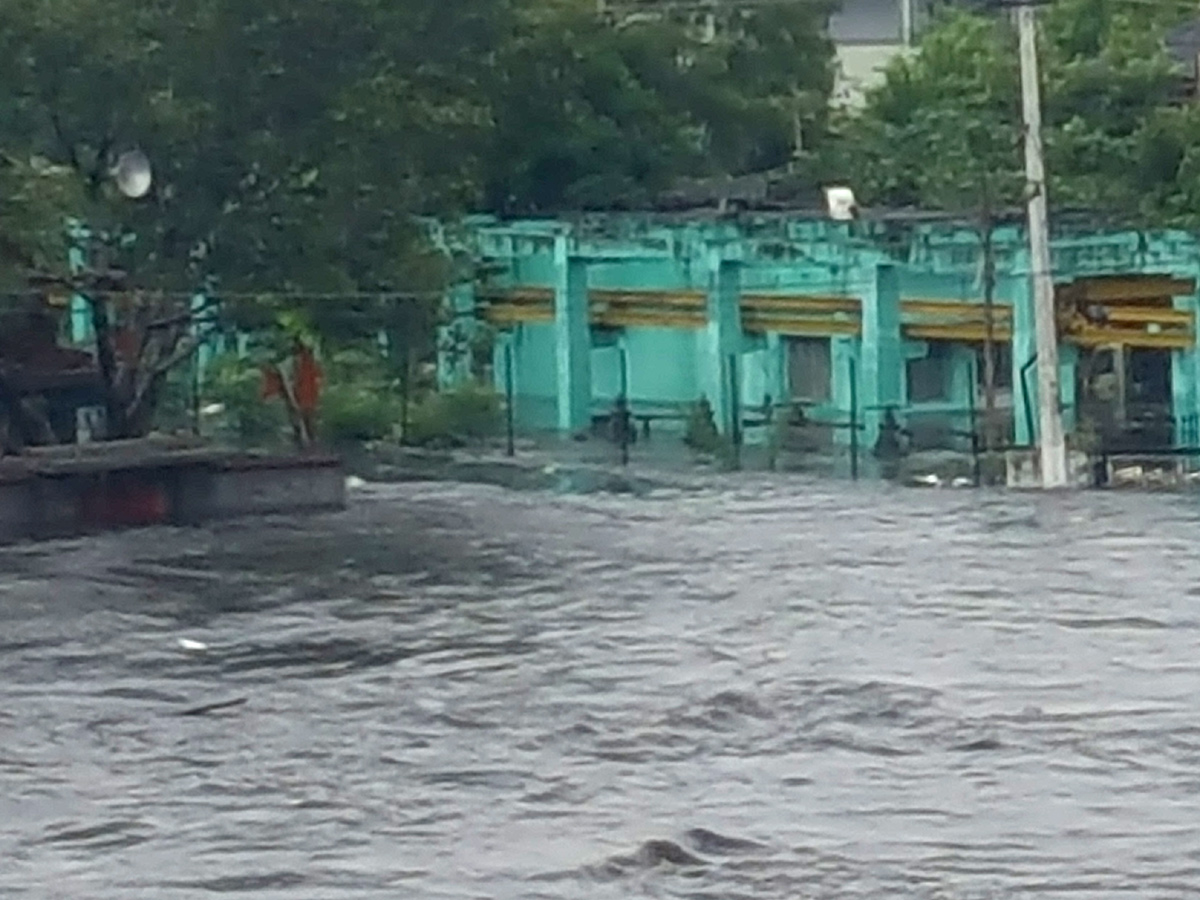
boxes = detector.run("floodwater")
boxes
[3,477,1200,898]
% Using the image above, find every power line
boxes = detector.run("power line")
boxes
[1,289,448,303]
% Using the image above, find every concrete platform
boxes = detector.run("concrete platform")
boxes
[0,439,345,543]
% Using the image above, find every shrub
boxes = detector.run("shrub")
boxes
[407,382,503,448]
[203,353,290,447]
[321,381,403,443]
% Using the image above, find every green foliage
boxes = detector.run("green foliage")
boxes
[486,0,836,212]
[0,0,837,290]
[321,383,402,444]
[0,156,89,287]
[838,10,1022,215]
[840,0,1200,227]
[319,345,403,443]
[203,353,290,448]
[407,382,503,448]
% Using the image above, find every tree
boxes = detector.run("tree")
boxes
[484,0,837,212]
[836,10,1022,446]
[0,0,839,441]
[840,0,1200,224]
[836,0,1200,445]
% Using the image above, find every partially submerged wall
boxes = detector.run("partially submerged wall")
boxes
[0,452,346,544]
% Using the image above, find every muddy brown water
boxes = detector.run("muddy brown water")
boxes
[3,476,1200,898]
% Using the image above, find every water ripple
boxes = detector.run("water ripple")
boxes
[1,479,1198,897]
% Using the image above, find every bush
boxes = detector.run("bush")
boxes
[321,381,403,443]
[203,353,290,448]
[407,382,503,448]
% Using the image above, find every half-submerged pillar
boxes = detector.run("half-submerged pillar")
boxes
[1172,279,1200,447]
[554,235,592,433]
[764,332,787,411]
[860,262,902,448]
[700,247,744,435]
[1010,270,1075,445]
[1010,254,1037,446]
[1058,343,1078,437]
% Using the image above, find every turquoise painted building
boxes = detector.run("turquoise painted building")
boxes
[440,213,1200,455]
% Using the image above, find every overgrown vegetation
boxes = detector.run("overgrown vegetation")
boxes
[838,0,1200,227]
[201,345,502,451]
[3,0,1200,449]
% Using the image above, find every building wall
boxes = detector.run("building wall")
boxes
[457,214,1200,453]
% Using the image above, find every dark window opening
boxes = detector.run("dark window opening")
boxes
[907,343,952,403]
[787,337,831,403]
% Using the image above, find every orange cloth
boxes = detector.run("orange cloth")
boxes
[261,365,285,400]
[292,344,322,415]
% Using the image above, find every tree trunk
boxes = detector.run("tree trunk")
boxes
[86,294,131,439]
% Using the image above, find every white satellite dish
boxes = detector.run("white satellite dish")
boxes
[824,186,858,222]
[113,149,153,199]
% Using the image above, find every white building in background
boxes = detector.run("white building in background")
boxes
[830,0,935,106]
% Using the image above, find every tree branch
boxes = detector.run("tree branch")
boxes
[48,110,82,173]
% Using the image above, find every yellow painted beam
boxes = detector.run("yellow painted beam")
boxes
[595,310,706,329]
[594,289,705,307]
[1068,326,1194,350]
[905,324,1014,342]
[1067,276,1196,303]
[481,287,1198,350]
[742,294,860,314]
[1096,306,1193,327]
[901,299,1012,319]
[743,316,861,337]
[482,305,553,324]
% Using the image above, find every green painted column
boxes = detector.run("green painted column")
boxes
[554,235,592,433]
[765,332,787,409]
[1058,343,1078,437]
[1172,286,1200,447]
[700,247,743,435]
[191,293,216,388]
[66,218,93,345]
[437,281,477,389]
[1009,260,1073,446]
[830,336,858,446]
[860,262,902,448]
[1010,255,1038,446]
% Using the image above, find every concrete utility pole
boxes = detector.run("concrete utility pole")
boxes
[1016,1,1069,488]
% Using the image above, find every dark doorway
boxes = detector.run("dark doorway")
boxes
[1077,346,1173,451]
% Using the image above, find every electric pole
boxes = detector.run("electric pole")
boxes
[1017,1,1069,488]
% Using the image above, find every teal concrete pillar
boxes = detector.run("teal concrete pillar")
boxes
[700,247,744,435]
[66,218,93,345]
[1172,289,1200,446]
[1058,343,1078,437]
[947,346,974,404]
[1009,260,1072,446]
[554,236,591,433]
[1010,260,1037,446]
[860,262,902,448]
[191,293,216,390]
[437,281,477,389]
[831,336,859,446]
[765,332,787,409]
